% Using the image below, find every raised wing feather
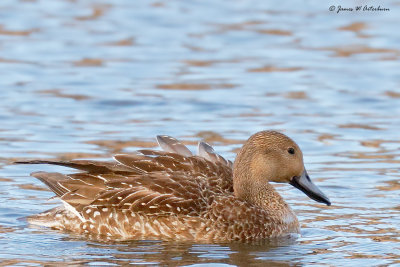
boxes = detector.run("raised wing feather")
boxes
[198,141,233,168]
[156,135,192,156]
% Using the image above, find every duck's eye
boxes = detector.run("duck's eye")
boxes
[288,147,295,154]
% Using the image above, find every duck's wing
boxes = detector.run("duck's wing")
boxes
[30,169,209,219]
[17,148,233,194]
[18,154,229,218]
[17,136,233,219]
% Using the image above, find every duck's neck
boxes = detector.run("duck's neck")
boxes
[233,168,298,226]
[233,171,283,208]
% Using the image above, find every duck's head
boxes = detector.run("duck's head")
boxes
[233,131,331,206]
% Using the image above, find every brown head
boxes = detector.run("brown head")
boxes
[233,131,330,206]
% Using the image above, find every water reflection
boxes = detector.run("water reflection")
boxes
[54,237,298,266]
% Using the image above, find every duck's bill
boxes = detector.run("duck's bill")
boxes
[290,169,331,206]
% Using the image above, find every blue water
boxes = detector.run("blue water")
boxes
[1,0,400,265]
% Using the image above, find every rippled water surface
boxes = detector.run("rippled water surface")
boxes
[1,0,400,265]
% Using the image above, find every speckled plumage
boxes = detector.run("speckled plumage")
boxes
[17,131,325,242]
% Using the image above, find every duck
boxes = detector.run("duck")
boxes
[17,130,330,242]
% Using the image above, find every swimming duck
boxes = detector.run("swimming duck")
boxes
[17,131,330,242]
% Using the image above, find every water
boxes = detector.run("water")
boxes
[1,0,400,265]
